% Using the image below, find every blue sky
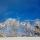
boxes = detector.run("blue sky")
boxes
[0,0,40,22]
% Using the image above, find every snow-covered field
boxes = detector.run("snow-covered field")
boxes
[0,18,40,37]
